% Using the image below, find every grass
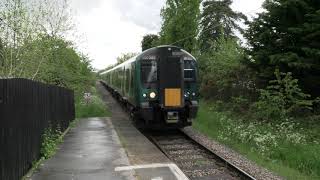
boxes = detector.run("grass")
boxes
[75,87,111,118]
[193,100,320,180]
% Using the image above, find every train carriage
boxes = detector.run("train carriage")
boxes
[100,45,199,128]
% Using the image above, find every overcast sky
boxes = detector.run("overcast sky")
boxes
[70,0,264,70]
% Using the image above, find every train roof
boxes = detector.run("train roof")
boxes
[100,55,138,75]
[100,45,196,75]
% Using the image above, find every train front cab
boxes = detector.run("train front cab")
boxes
[138,46,198,128]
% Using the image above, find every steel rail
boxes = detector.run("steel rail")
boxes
[146,130,256,180]
[179,129,256,180]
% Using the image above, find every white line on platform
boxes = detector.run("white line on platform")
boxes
[151,177,163,180]
[167,164,189,180]
[115,163,189,180]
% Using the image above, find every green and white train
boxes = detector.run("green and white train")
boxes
[100,45,199,128]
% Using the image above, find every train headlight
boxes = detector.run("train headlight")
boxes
[192,92,196,96]
[143,93,147,98]
[150,92,156,99]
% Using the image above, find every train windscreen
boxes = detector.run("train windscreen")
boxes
[141,60,157,86]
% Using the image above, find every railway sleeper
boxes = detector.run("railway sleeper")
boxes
[166,149,209,155]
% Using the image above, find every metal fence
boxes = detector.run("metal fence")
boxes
[0,78,75,180]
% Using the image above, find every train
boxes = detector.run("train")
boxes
[100,45,199,128]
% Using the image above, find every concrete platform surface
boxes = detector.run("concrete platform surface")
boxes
[29,116,188,180]
[30,117,135,180]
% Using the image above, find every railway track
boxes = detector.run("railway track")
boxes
[144,130,255,180]
[100,82,256,180]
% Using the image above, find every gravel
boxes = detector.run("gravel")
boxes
[152,131,247,180]
[182,127,284,180]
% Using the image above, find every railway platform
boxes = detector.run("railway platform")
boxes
[28,82,188,180]
[29,117,187,180]
[29,117,135,180]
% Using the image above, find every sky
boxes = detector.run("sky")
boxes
[70,0,265,70]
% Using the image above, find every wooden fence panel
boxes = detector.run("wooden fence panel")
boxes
[0,78,75,180]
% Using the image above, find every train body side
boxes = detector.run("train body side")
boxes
[101,57,139,107]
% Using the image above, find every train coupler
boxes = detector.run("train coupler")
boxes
[166,111,179,123]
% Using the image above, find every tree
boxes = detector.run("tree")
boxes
[33,0,74,36]
[199,0,246,53]
[141,34,159,51]
[0,0,93,96]
[159,0,200,52]
[245,0,320,96]
[0,0,33,77]
[0,0,75,79]
[21,35,93,94]
[116,52,137,64]
[198,37,252,100]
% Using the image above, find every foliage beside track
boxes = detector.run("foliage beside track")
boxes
[193,34,320,178]
[75,87,111,118]
[194,101,320,179]
[148,0,320,179]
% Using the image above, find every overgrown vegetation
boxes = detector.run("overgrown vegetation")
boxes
[194,101,320,179]
[251,70,315,121]
[0,0,94,96]
[23,126,64,179]
[75,87,110,118]
[40,126,63,159]
[196,36,253,101]
[147,0,320,178]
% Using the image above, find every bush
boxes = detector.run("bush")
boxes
[75,87,110,118]
[251,88,287,120]
[231,96,251,113]
[252,69,314,121]
[198,37,241,98]
[40,127,62,159]
[198,37,257,102]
